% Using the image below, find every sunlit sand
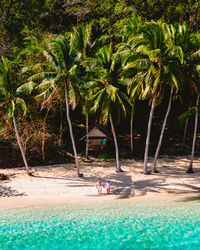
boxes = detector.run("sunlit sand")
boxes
[1,156,200,209]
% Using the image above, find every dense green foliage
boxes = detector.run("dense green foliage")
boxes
[1,0,200,57]
[0,1,200,171]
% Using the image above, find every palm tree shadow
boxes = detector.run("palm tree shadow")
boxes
[93,172,167,199]
[177,195,200,202]
[0,185,27,197]
[29,163,200,200]
[31,175,70,181]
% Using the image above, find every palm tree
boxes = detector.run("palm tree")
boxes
[28,35,84,177]
[123,22,167,174]
[124,21,185,174]
[89,45,130,172]
[173,28,200,173]
[82,95,93,159]
[185,32,200,173]
[178,82,199,173]
[117,16,143,157]
[152,87,174,173]
[151,23,187,172]
[0,57,31,174]
[74,23,108,158]
[123,61,142,157]
[73,23,107,60]
[187,93,199,173]
[74,23,99,159]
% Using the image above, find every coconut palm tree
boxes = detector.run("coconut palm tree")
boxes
[123,22,166,174]
[151,23,186,172]
[28,35,85,177]
[89,45,130,172]
[73,23,108,60]
[71,23,109,159]
[187,93,199,173]
[117,16,143,157]
[172,28,200,173]
[152,87,174,173]
[123,21,184,174]
[185,32,200,173]
[122,57,142,157]
[0,57,31,174]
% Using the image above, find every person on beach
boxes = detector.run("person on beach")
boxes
[96,179,103,195]
[105,181,111,194]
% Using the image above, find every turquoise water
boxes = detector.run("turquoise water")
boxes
[0,201,200,249]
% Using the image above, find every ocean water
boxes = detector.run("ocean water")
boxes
[0,200,200,249]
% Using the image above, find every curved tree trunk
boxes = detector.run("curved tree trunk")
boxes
[183,117,189,146]
[183,102,191,146]
[110,114,122,172]
[64,83,81,177]
[130,102,135,158]
[143,96,156,174]
[152,88,173,173]
[58,100,63,147]
[13,116,30,175]
[42,108,50,161]
[85,113,89,158]
[187,93,199,173]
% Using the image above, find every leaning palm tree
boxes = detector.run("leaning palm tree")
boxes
[187,93,199,173]
[28,35,84,177]
[185,32,200,173]
[173,28,200,173]
[151,23,185,172]
[123,22,167,174]
[124,21,184,174]
[0,57,31,174]
[89,45,130,172]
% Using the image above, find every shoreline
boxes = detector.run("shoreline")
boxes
[1,156,200,210]
[1,192,199,210]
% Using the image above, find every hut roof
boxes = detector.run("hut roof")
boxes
[80,124,112,141]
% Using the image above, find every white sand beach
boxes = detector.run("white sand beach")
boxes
[0,156,200,209]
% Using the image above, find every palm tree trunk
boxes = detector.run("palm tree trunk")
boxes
[85,113,89,158]
[143,96,156,174]
[130,103,135,158]
[64,83,81,177]
[13,116,30,175]
[183,117,189,146]
[42,108,50,161]
[58,100,63,147]
[152,88,173,173]
[187,93,199,173]
[183,102,191,146]
[110,114,122,172]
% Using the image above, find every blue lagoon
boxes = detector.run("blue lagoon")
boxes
[0,199,200,249]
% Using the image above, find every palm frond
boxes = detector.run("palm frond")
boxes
[16,81,36,95]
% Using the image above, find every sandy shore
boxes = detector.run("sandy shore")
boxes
[1,156,200,209]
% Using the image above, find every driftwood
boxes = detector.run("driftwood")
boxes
[61,150,75,159]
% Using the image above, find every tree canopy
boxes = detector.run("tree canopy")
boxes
[1,1,200,173]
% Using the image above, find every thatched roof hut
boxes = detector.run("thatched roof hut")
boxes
[80,124,112,151]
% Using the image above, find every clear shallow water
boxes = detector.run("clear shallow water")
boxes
[0,200,200,249]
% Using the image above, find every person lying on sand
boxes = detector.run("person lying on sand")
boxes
[96,179,103,195]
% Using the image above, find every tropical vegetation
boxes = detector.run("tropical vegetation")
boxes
[1,1,200,176]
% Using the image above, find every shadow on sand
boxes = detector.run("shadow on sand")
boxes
[0,184,26,197]
[18,157,200,200]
